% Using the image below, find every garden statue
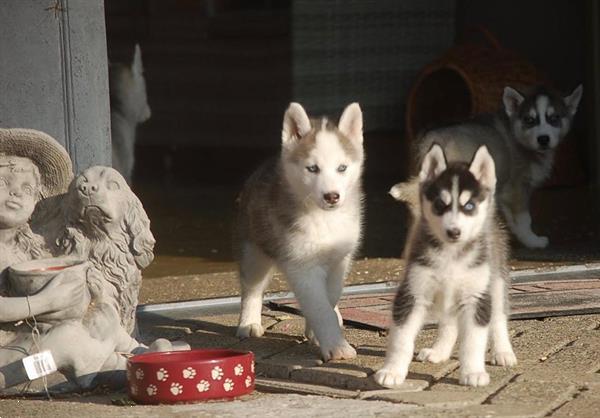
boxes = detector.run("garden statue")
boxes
[0,128,180,392]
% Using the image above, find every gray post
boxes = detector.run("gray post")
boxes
[0,0,111,173]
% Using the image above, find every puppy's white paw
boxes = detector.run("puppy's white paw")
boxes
[522,234,549,249]
[459,371,490,387]
[321,340,356,361]
[417,348,449,364]
[236,323,264,338]
[492,351,518,367]
[374,367,407,388]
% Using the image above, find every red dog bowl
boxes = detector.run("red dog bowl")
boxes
[127,349,255,404]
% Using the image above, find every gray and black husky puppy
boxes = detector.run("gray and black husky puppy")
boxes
[396,85,582,248]
[375,144,515,388]
[235,102,364,361]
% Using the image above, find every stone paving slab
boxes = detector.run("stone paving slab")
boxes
[429,366,517,401]
[540,331,600,373]
[509,315,600,364]
[552,384,600,418]
[255,377,359,398]
[437,403,551,418]
[369,390,486,409]
[489,381,577,411]
[291,364,380,391]
[516,367,600,385]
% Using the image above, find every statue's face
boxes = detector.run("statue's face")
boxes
[0,166,39,229]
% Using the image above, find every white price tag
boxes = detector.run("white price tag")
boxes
[22,350,57,380]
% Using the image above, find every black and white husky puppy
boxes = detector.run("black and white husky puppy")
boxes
[235,103,364,361]
[417,85,583,249]
[375,144,515,388]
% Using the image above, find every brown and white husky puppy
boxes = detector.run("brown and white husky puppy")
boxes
[235,103,364,361]
[376,144,515,388]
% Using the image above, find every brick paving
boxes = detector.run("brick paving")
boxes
[269,276,600,330]
[126,309,600,416]
[3,294,600,416]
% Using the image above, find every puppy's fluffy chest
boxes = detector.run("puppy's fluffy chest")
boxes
[411,242,491,306]
[288,205,361,262]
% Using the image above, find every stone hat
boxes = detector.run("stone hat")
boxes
[0,128,73,198]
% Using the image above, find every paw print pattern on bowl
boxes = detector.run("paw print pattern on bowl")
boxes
[156,368,169,382]
[127,349,255,403]
[170,382,184,395]
[196,380,210,393]
[135,368,144,380]
[146,384,157,396]
[130,383,138,396]
[234,364,244,376]
[182,367,196,379]
[223,378,234,392]
[251,361,255,373]
[211,366,224,380]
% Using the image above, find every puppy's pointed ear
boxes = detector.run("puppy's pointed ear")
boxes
[565,84,583,116]
[419,144,447,183]
[282,103,311,149]
[338,102,363,145]
[132,44,144,76]
[469,145,496,190]
[503,86,524,117]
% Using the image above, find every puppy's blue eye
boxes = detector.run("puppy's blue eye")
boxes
[306,165,320,174]
[337,164,347,173]
[523,116,536,126]
[463,201,475,212]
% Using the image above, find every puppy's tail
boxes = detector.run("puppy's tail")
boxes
[389,177,420,217]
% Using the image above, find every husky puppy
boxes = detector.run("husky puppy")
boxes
[109,44,152,184]
[399,85,582,249]
[375,144,515,388]
[235,103,364,361]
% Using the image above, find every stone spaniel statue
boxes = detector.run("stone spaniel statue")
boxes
[57,166,155,334]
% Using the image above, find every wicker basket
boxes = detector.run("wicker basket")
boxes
[405,27,547,140]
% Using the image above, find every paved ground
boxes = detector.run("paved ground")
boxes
[3,307,600,417]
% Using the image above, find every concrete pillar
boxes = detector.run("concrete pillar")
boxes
[0,0,111,173]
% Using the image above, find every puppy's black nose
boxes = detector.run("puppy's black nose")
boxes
[323,192,340,205]
[537,135,550,147]
[446,228,461,240]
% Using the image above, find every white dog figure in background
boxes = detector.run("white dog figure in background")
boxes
[109,44,151,184]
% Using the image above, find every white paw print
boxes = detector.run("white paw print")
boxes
[170,382,183,396]
[251,361,255,373]
[130,384,138,396]
[156,368,169,382]
[182,367,196,379]
[135,368,144,380]
[196,380,210,392]
[234,364,244,376]
[146,384,157,396]
[211,366,224,380]
[245,375,252,388]
[223,378,234,392]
